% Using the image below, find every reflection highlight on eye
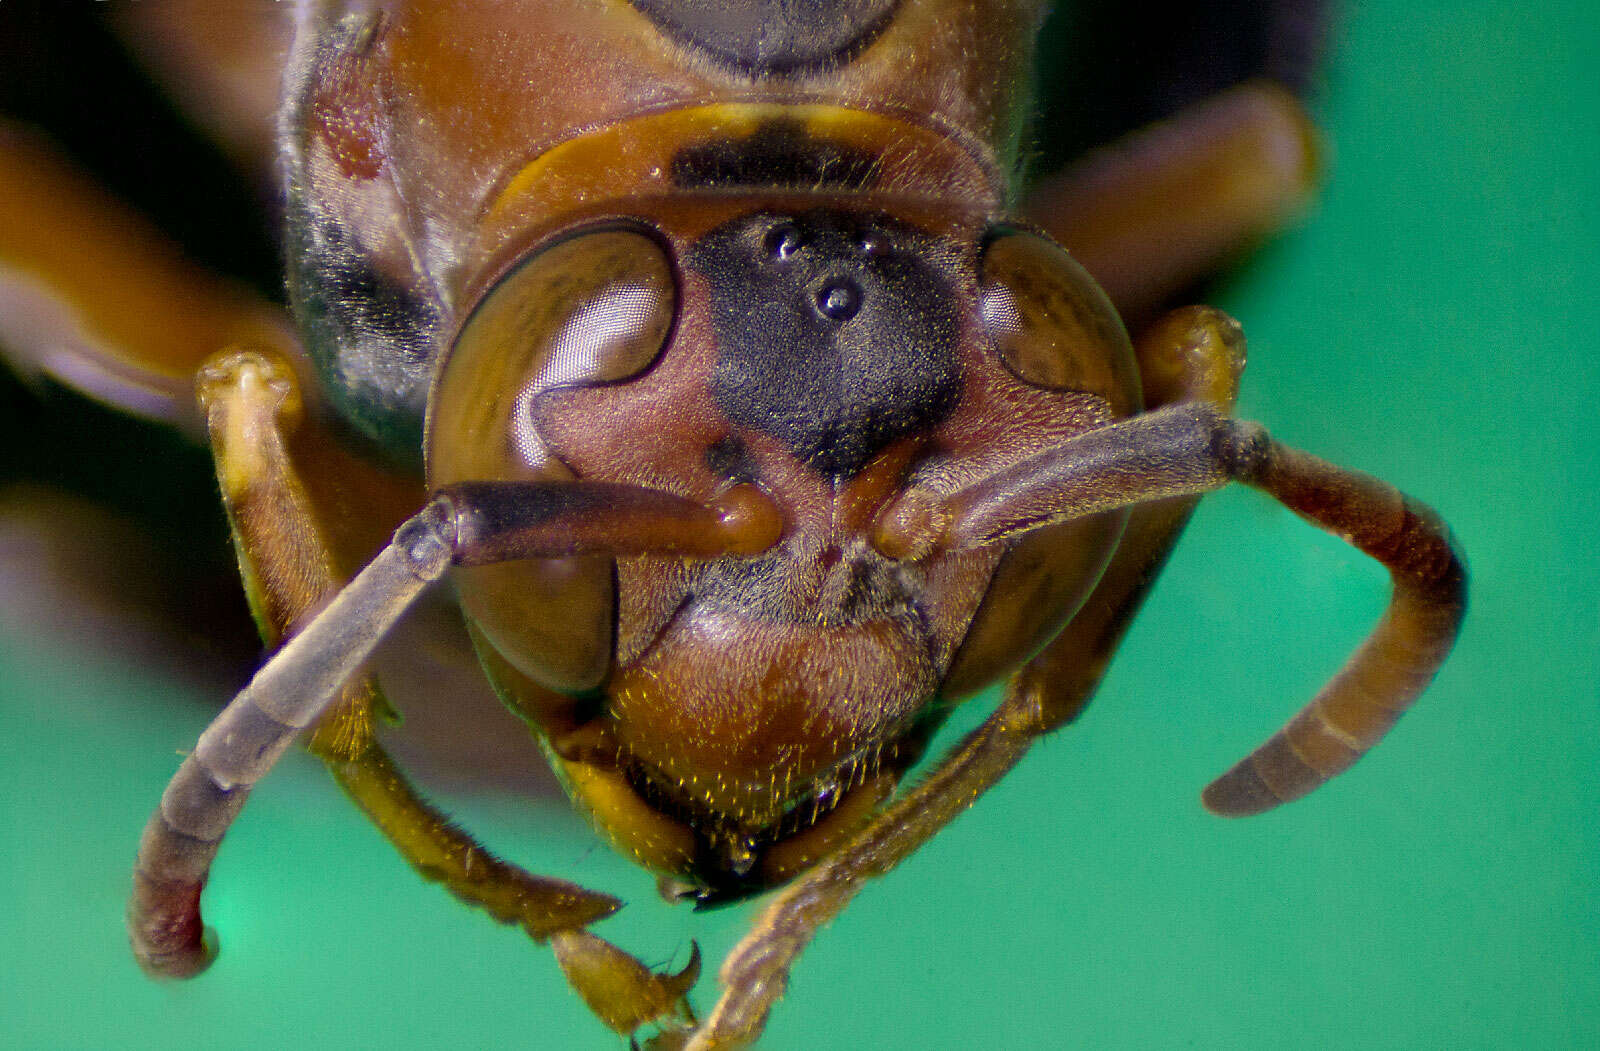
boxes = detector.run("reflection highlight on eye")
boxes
[510,282,667,467]
[978,229,1139,415]
[430,227,676,485]
[979,282,1022,339]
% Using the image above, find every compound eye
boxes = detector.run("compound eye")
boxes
[430,227,675,483]
[978,229,1140,416]
[427,228,673,694]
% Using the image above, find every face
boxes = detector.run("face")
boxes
[429,191,1142,898]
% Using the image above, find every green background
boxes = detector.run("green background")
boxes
[2,1,1596,1048]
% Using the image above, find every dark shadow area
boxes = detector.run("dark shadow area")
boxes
[1030,0,1329,175]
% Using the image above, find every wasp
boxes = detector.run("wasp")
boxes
[0,2,1464,1047]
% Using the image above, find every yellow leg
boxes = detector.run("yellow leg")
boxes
[129,341,735,1041]
[0,114,614,970]
[1023,306,1246,730]
[175,345,619,946]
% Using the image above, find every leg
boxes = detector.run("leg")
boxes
[1025,81,1319,329]
[685,307,1249,1048]
[129,348,624,977]
[132,347,781,1039]
[687,308,1463,1047]
[0,119,726,982]
[1021,305,1246,729]
[687,677,1043,1050]
[105,0,291,170]
[1,128,571,975]
[0,130,528,974]
[876,340,1465,813]
[0,122,296,433]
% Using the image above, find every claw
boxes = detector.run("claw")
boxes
[552,929,701,1037]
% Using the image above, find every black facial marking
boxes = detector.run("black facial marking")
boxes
[630,0,900,74]
[282,200,441,459]
[691,210,963,479]
[705,434,758,484]
[277,11,446,463]
[670,120,880,191]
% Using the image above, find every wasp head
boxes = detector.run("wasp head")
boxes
[428,198,1138,899]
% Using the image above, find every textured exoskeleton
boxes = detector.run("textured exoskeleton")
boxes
[0,1,1464,1047]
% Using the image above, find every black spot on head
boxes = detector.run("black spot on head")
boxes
[691,210,963,479]
[630,0,900,74]
[705,434,758,484]
[670,119,880,191]
[283,198,441,461]
[311,231,435,357]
